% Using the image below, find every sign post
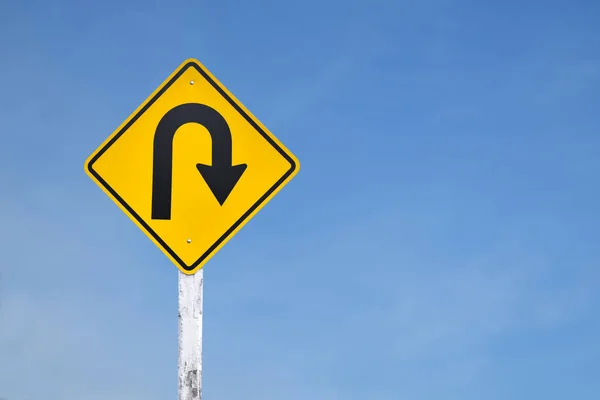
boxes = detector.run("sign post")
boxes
[178,270,204,400]
[84,58,299,399]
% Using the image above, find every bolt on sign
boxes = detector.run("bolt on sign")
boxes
[84,59,300,274]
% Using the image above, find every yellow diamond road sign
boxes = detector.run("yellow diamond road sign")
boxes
[85,59,299,274]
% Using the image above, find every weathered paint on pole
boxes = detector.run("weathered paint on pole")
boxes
[178,269,203,400]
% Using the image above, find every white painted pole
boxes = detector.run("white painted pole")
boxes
[178,269,204,400]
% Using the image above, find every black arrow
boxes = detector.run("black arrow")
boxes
[151,103,247,220]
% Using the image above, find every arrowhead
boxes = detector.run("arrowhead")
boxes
[196,163,247,205]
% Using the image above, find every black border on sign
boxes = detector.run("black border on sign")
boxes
[86,61,297,272]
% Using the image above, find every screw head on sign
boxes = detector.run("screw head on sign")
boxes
[189,80,195,85]
[187,239,192,244]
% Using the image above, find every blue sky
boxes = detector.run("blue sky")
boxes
[1,0,599,399]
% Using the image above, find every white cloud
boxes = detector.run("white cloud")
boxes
[0,169,596,400]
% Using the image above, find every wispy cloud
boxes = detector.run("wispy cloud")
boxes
[262,20,388,129]
[1,0,599,399]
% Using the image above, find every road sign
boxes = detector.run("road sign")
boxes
[85,59,300,274]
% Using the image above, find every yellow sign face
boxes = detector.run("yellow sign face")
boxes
[85,59,299,274]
